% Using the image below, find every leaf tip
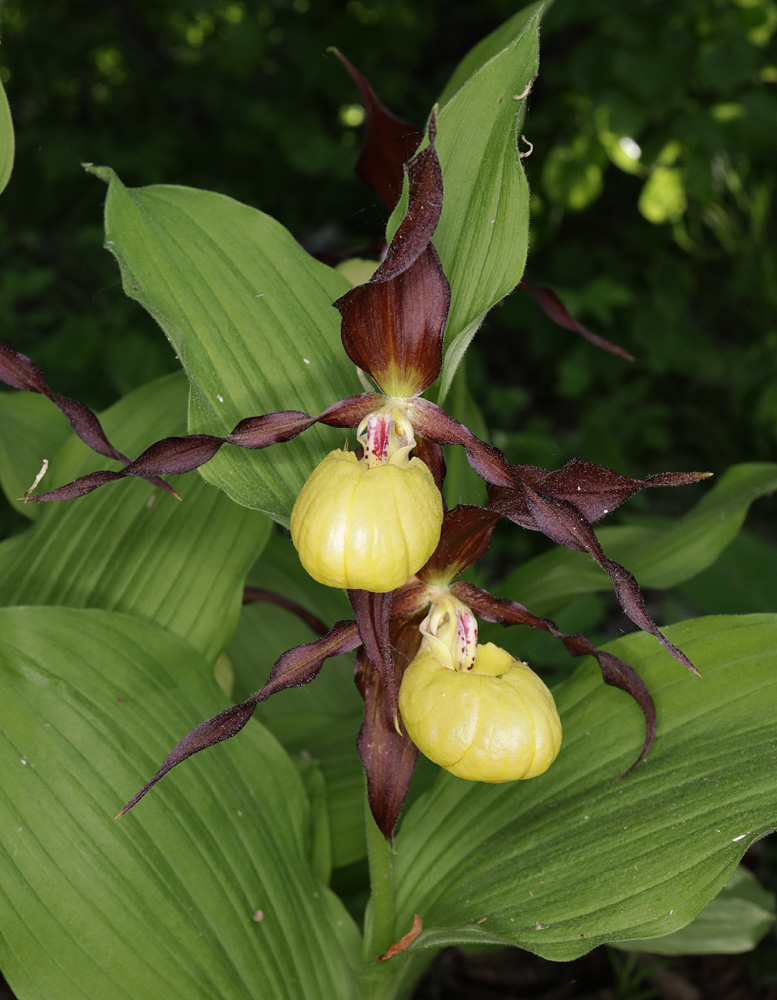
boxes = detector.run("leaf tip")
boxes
[83,163,114,184]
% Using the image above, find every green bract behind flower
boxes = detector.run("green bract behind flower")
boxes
[290,448,443,592]
[399,642,562,782]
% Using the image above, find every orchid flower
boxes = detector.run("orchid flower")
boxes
[0,57,709,842]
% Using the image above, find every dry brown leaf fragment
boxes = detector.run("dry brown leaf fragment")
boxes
[377,914,422,962]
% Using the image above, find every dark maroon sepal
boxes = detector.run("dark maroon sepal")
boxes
[29,469,131,503]
[1,341,128,462]
[390,582,430,620]
[450,581,658,771]
[348,589,398,720]
[413,434,446,493]
[227,410,314,447]
[489,478,700,675]
[123,434,225,476]
[116,620,362,816]
[418,505,500,585]
[316,393,384,428]
[518,278,635,361]
[334,117,450,397]
[408,398,516,487]
[489,458,710,525]
[332,49,423,212]
[355,647,419,841]
[25,406,320,503]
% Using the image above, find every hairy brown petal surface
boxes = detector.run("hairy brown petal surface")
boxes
[418,505,500,585]
[408,398,516,488]
[489,458,711,526]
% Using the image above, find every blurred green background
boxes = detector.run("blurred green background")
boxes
[1,0,775,545]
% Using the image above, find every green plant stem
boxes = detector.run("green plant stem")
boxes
[363,793,394,963]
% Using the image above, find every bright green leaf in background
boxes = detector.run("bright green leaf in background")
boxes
[93,167,358,525]
[639,165,688,223]
[0,375,270,661]
[0,76,14,196]
[0,607,360,1000]
[381,615,777,990]
[614,865,775,956]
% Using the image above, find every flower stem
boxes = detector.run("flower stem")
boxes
[363,791,394,963]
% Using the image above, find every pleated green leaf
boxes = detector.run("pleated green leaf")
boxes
[226,535,365,869]
[613,865,775,956]
[93,167,358,525]
[0,374,270,661]
[388,615,777,967]
[0,76,13,196]
[499,462,777,615]
[0,607,360,1000]
[0,391,71,520]
[390,9,540,404]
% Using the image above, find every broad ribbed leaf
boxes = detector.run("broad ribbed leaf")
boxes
[226,535,366,868]
[93,167,357,525]
[500,463,777,614]
[0,392,71,519]
[0,374,270,661]
[613,865,775,956]
[388,615,777,967]
[390,10,540,403]
[0,607,360,1000]
[0,77,13,196]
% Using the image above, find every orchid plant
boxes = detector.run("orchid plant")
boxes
[1,8,776,1000]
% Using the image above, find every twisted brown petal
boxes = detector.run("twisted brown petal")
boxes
[518,278,635,361]
[0,340,178,498]
[116,620,362,816]
[331,49,423,212]
[451,581,659,772]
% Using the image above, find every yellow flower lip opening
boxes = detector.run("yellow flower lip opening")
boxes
[290,447,443,593]
[399,642,562,782]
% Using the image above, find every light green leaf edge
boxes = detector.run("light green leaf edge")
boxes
[0,607,360,1000]
[388,615,777,968]
[0,76,14,195]
[0,374,270,662]
[93,166,358,526]
[437,1,545,106]
[389,9,540,406]
[499,462,777,615]
[613,865,775,956]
